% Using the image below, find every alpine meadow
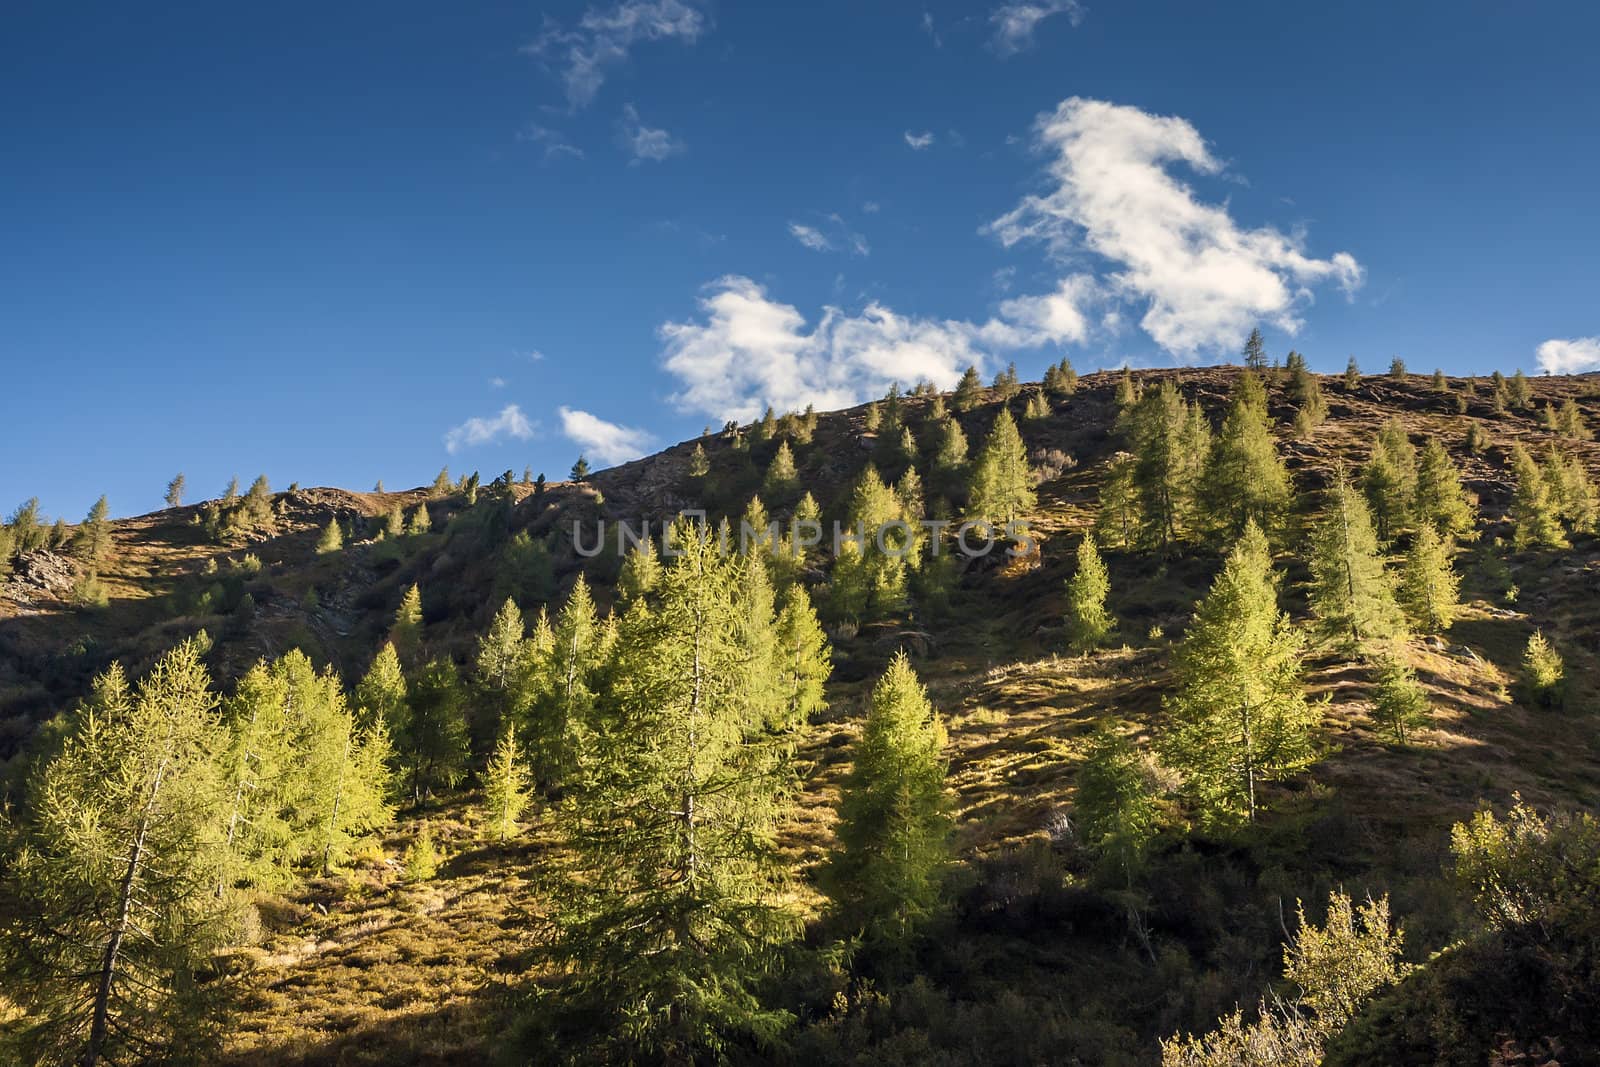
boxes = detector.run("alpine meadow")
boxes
[6,3,1600,1064]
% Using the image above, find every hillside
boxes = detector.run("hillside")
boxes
[3,364,1600,1065]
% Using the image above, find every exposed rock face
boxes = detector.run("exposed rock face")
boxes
[1,550,81,604]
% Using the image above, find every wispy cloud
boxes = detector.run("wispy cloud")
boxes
[444,405,536,454]
[904,130,935,150]
[1537,337,1600,375]
[787,214,870,256]
[489,377,508,389]
[517,123,585,162]
[788,223,832,252]
[619,103,684,162]
[526,0,707,110]
[559,407,655,466]
[988,97,1363,358]
[989,0,1085,56]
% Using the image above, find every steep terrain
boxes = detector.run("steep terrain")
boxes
[3,365,1599,1064]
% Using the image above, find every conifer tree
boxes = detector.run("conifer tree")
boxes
[1065,534,1112,652]
[1389,357,1407,380]
[1127,382,1208,548]
[476,597,530,746]
[1413,439,1476,541]
[0,641,232,1065]
[1508,444,1567,549]
[431,466,451,496]
[528,575,605,784]
[826,652,951,949]
[71,494,112,565]
[954,365,983,411]
[1161,523,1318,824]
[355,642,407,734]
[992,361,1021,400]
[967,407,1035,526]
[1464,420,1489,453]
[1044,356,1078,397]
[1400,522,1460,633]
[536,521,799,1059]
[863,401,882,432]
[1022,391,1050,421]
[570,456,590,481]
[1309,473,1407,648]
[408,503,431,534]
[165,473,186,508]
[316,517,343,554]
[617,535,663,602]
[391,583,424,663]
[403,824,440,881]
[1242,326,1267,369]
[1556,397,1591,440]
[1431,368,1448,391]
[773,584,830,733]
[1205,373,1291,542]
[384,505,404,539]
[1344,356,1361,389]
[764,439,799,496]
[1094,452,1141,549]
[1372,655,1429,745]
[896,466,925,523]
[831,465,914,620]
[1522,630,1566,708]
[1362,420,1417,541]
[734,553,782,732]
[1508,368,1532,410]
[482,723,532,842]
[688,442,710,478]
[934,418,969,477]
[1075,726,1160,880]
[1542,444,1598,536]
[223,476,239,502]
[399,659,469,800]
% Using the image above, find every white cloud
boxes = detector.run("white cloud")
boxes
[444,405,536,454]
[788,223,832,252]
[788,215,869,256]
[527,0,706,109]
[489,377,508,389]
[1536,337,1600,375]
[619,103,683,162]
[559,407,655,466]
[996,275,1096,346]
[990,0,1085,56]
[904,130,935,150]
[517,124,585,162]
[658,275,1081,423]
[862,200,881,214]
[989,97,1363,358]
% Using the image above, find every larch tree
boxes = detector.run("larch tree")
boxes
[1075,726,1160,881]
[733,553,782,733]
[1413,438,1476,541]
[1094,452,1141,549]
[354,642,407,734]
[1371,655,1430,746]
[482,723,532,842]
[570,456,590,481]
[1508,443,1567,549]
[390,583,424,664]
[763,440,799,498]
[165,473,186,507]
[1065,533,1112,653]
[528,575,606,785]
[1128,381,1209,548]
[1309,472,1407,649]
[1344,356,1361,389]
[1204,373,1292,542]
[476,597,531,748]
[954,365,983,411]
[399,659,469,801]
[826,651,952,950]
[0,641,233,1066]
[1160,522,1319,825]
[1362,420,1417,541]
[1399,522,1460,634]
[72,495,113,565]
[1542,444,1598,537]
[830,465,915,621]
[535,520,799,1060]
[617,535,663,603]
[966,406,1035,527]
[773,584,831,734]
[1242,326,1268,369]
[316,518,343,554]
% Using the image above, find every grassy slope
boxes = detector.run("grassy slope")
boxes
[4,367,1599,1063]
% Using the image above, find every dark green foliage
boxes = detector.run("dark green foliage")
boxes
[1074,727,1159,880]
[397,659,469,799]
[1310,473,1407,648]
[1242,327,1267,369]
[1371,656,1430,745]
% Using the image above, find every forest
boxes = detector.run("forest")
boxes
[1,345,1597,1066]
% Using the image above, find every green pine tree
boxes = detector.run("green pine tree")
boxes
[1413,439,1476,541]
[0,641,233,1065]
[165,473,186,508]
[528,575,606,785]
[316,517,343,554]
[1309,472,1407,648]
[1399,523,1460,633]
[391,583,424,663]
[482,723,532,842]
[1344,356,1361,389]
[1160,522,1319,824]
[773,584,831,733]
[570,456,590,481]
[1522,630,1566,708]
[533,520,799,1059]
[764,440,799,496]
[1371,655,1430,745]
[954,365,983,411]
[399,659,469,800]
[1065,534,1112,652]
[1075,726,1160,880]
[1362,420,1417,541]
[617,535,663,602]
[71,495,112,565]
[1204,373,1291,542]
[1094,452,1142,549]
[1242,326,1267,369]
[1508,444,1567,549]
[826,651,951,949]
[967,407,1035,526]
[1127,381,1209,548]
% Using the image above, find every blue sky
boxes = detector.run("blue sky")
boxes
[5,1,1600,521]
